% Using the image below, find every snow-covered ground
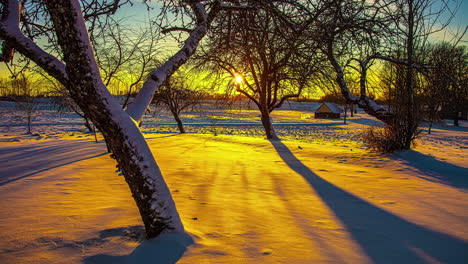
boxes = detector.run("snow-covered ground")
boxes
[0,100,467,263]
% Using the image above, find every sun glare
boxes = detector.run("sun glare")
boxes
[235,75,243,83]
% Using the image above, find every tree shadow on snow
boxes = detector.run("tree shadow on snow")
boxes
[0,152,108,187]
[395,150,468,190]
[270,139,468,264]
[347,117,383,126]
[98,225,146,241]
[424,121,468,133]
[143,132,182,140]
[83,230,193,264]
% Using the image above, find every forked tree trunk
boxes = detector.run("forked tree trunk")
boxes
[45,0,183,238]
[2,0,219,238]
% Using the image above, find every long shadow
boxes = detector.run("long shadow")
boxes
[98,225,146,240]
[83,231,193,264]
[0,121,84,127]
[348,117,383,126]
[142,132,182,138]
[17,225,190,264]
[0,152,108,186]
[395,150,468,190]
[419,121,468,133]
[270,139,468,264]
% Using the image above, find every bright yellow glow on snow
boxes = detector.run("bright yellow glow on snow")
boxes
[1,131,467,263]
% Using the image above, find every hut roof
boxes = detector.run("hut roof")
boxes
[315,102,342,114]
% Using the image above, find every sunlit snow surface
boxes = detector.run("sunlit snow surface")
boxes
[0,100,467,263]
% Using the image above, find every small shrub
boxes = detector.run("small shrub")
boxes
[363,125,420,153]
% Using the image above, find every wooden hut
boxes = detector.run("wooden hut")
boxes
[315,102,342,119]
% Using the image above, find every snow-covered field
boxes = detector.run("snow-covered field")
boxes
[0,100,467,263]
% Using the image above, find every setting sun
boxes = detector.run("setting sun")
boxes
[235,74,243,84]
[1,0,467,263]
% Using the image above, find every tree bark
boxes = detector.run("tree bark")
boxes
[404,0,416,149]
[454,114,459,126]
[344,106,347,125]
[27,114,31,134]
[125,2,218,122]
[326,50,394,125]
[83,114,94,132]
[260,107,277,139]
[44,0,183,238]
[172,111,186,133]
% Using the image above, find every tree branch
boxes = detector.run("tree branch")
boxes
[0,0,68,84]
[161,27,192,34]
[126,1,221,121]
[272,93,299,111]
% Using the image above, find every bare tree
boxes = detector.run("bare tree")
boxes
[9,73,41,134]
[255,0,461,149]
[421,43,448,132]
[0,0,248,238]
[153,75,202,133]
[425,42,468,127]
[254,0,397,121]
[88,14,162,107]
[379,51,427,148]
[199,3,320,139]
[292,0,461,150]
[374,0,462,146]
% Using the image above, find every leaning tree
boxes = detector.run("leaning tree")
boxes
[0,0,249,238]
[274,0,461,150]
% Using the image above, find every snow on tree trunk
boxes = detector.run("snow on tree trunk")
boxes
[327,51,394,125]
[44,0,183,238]
[125,2,214,123]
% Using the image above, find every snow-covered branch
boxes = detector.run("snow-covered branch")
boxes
[0,0,68,84]
[126,1,221,121]
[327,46,392,123]
[219,2,256,11]
[161,27,192,34]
